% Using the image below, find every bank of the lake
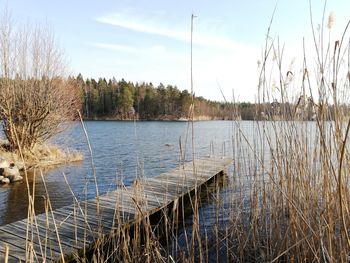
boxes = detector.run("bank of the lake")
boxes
[83,115,232,121]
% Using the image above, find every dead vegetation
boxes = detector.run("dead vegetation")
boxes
[0,9,80,153]
[3,3,350,263]
[0,139,83,170]
[0,8,81,170]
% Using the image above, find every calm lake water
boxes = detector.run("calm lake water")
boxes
[0,120,248,226]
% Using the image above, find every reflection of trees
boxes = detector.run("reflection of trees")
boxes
[1,170,74,225]
[174,172,229,226]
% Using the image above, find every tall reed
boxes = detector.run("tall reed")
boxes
[223,5,350,262]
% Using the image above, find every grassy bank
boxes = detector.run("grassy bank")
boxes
[0,140,83,170]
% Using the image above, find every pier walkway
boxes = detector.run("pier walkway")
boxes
[0,156,232,262]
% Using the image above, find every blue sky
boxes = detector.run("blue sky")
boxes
[2,0,350,102]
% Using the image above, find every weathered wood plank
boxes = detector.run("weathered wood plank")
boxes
[80,198,136,221]
[0,228,55,262]
[1,220,80,258]
[0,250,22,263]
[143,178,191,195]
[140,182,180,200]
[98,191,161,214]
[0,243,28,263]
[139,188,172,203]
[0,225,84,263]
[52,206,101,229]
[32,215,97,246]
[157,173,206,186]
[116,188,164,209]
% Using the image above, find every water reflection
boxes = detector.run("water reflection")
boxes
[0,167,79,225]
[165,171,232,261]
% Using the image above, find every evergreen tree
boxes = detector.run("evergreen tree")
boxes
[75,75,237,120]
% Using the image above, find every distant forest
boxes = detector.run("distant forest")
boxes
[72,74,257,120]
[72,74,333,121]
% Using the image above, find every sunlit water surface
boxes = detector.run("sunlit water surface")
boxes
[0,121,247,224]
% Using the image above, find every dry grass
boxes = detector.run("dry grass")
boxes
[0,140,83,170]
[3,6,350,263]
[222,7,350,262]
[27,143,83,168]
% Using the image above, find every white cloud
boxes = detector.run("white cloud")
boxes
[90,42,140,53]
[91,10,263,101]
[95,11,245,50]
[88,39,261,101]
[150,45,167,53]
[96,13,186,40]
[89,41,186,63]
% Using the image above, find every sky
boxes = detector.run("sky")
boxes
[1,0,350,102]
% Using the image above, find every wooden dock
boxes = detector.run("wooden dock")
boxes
[0,157,232,262]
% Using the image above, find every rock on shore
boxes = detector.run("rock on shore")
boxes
[0,157,23,184]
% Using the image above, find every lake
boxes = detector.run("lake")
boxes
[2,120,327,261]
[0,120,249,226]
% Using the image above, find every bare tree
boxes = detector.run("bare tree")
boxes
[0,10,80,151]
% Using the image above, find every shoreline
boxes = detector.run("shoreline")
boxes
[82,116,233,122]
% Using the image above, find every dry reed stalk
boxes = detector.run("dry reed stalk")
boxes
[78,110,100,210]
[39,171,66,262]
[223,3,350,260]
[4,244,9,263]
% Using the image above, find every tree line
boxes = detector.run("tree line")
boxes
[74,74,331,121]
[73,74,242,120]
